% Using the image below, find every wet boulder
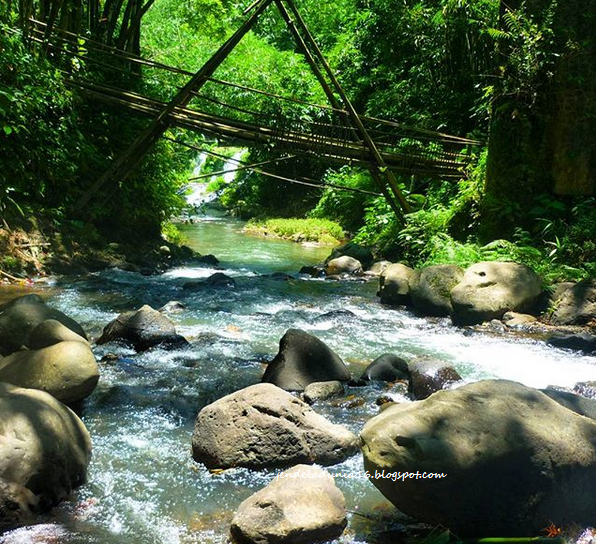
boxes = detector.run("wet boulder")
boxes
[325,242,374,270]
[158,300,186,313]
[97,304,188,351]
[262,329,350,391]
[547,333,596,354]
[303,381,345,404]
[230,465,347,544]
[377,264,416,305]
[551,278,596,325]
[0,383,91,523]
[407,356,462,399]
[28,319,89,350]
[325,256,363,276]
[0,295,87,356]
[299,265,325,278]
[450,262,542,325]
[360,380,596,536]
[410,265,464,317]
[359,354,409,383]
[183,272,236,290]
[0,341,99,404]
[192,383,358,470]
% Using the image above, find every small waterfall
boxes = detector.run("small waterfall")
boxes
[185,149,246,210]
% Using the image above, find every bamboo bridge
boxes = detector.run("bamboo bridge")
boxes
[21,0,480,223]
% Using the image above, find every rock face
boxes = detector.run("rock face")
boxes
[97,304,188,351]
[450,262,542,325]
[0,383,92,522]
[377,264,416,305]
[325,256,363,276]
[262,329,350,391]
[541,388,596,420]
[410,265,464,317]
[325,242,374,270]
[360,380,596,536]
[192,383,358,470]
[0,295,87,356]
[407,356,462,400]
[360,354,409,383]
[0,341,99,404]
[230,465,347,544]
[551,278,596,325]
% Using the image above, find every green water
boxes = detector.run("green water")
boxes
[1,214,595,544]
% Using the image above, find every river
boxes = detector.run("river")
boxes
[1,212,595,544]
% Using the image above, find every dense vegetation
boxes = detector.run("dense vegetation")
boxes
[1,0,594,280]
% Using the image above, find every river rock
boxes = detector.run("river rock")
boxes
[551,278,596,325]
[378,263,416,305]
[0,383,91,522]
[28,319,89,350]
[303,381,345,404]
[360,379,596,536]
[407,356,462,399]
[410,265,464,317]
[366,260,392,277]
[0,341,99,404]
[325,242,374,269]
[325,256,363,276]
[192,383,358,470]
[197,254,220,266]
[541,388,596,420]
[450,262,542,325]
[360,353,409,383]
[97,304,188,351]
[230,464,347,544]
[0,295,87,356]
[184,272,236,290]
[262,329,350,391]
[547,333,596,354]
[502,311,537,327]
[299,265,325,278]
[159,300,186,313]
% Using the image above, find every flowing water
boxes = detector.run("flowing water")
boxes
[1,212,595,544]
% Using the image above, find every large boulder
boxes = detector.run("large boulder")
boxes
[547,333,596,354]
[0,295,87,356]
[303,381,345,404]
[0,341,99,404]
[360,380,596,536]
[97,304,188,351]
[377,264,416,305]
[28,319,89,350]
[359,354,409,383]
[0,383,91,523]
[325,242,374,270]
[230,465,347,544]
[183,272,236,290]
[325,256,363,276]
[262,329,350,391]
[192,383,358,470]
[550,278,596,325]
[410,265,464,317]
[450,262,542,325]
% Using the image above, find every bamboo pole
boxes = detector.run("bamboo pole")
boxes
[281,0,411,220]
[72,0,275,213]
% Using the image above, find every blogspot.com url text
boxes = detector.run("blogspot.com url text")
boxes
[275,470,447,482]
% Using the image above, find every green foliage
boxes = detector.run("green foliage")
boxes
[309,167,376,232]
[161,221,187,245]
[245,218,344,244]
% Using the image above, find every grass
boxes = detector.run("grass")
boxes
[244,218,344,245]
